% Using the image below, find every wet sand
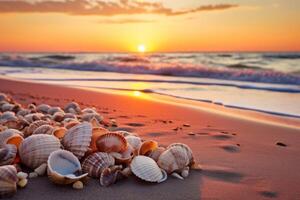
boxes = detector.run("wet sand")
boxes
[1,77,300,200]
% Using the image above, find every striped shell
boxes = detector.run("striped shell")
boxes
[167,143,193,163]
[24,113,44,123]
[157,144,193,174]
[0,165,18,198]
[89,127,108,152]
[130,156,167,183]
[61,122,92,159]
[0,144,17,166]
[33,124,54,135]
[0,129,24,148]
[82,152,115,178]
[47,150,88,185]
[25,120,49,137]
[149,147,165,162]
[96,132,127,153]
[19,134,61,169]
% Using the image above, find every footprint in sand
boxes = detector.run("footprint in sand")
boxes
[218,143,240,153]
[125,122,145,127]
[201,165,244,183]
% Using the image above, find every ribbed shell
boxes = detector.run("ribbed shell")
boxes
[0,111,18,124]
[96,132,127,153]
[24,113,44,123]
[61,122,92,159]
[149,147,165,162]
[0,144,17,166]
[32,124,54,135]
[125,135,142,151]
[0,165,18,198]
[157,145,191,174]
[167,143,193,163]
[52,112,65,122]
[130,156,166,183]
[0,129,24,148]
[19,134,61,169]
[64,102,81,114]
[48,107,64,115]
[82,152,115,178]
[26,120,49,137]
[47,150,88,185]
[81,113,103,123]
[36,104,51,114]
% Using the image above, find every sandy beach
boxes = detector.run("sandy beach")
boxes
[0,77,299,200]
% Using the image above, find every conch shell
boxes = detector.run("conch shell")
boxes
[0,144,17,166]
[96,132,127,153]
[19,134,61,169]
[0,165,18,198]
[47,150,88,185]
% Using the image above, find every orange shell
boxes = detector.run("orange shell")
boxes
[96,132,127,153]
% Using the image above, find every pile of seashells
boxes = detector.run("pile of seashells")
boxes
[0,93,201,198]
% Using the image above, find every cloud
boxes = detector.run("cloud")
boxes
[0,0,238,16]
[98,18,155,24]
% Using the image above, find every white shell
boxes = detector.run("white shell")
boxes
[47,150,88,185]
[130,155,167,183]
[61,122,92,159]
[125,135,142,151]
[0,165,18,198]
[19,134,61,169]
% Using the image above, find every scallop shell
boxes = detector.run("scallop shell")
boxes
[167,143,193,163]
[64,102,81,114]
[61,122,92,159]
[110,144,134,164]
[0,144,17,166]
[82,152,115,178]
[0,165,18,198]
[24,113,44,123]
[19,134,61,169]
[36,104,51,114]
[32,124,54,135]
[81,113,103,123]
[149,147,165,162]
[0,129,24,148]
[130,156,167,183]
[25,120,49,137]
[157,144,192,174]
[82,108,97,114]
[125,135,142,152]
[89,127,108,152]
[48,107,64,115]
[47,150,88,185]
[138,140,158,156]
[0,111,19,129]
[96,132,127,153]
[52,112,65,122]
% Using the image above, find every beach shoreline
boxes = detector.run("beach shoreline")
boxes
[1,77,300,199]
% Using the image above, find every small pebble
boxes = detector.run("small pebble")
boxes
[72,181,84,190]
[17,178,28,188]
[17,172,28,180]
[29,172,39,178]
[276,142,287,147]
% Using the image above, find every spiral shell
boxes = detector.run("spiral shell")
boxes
[19,134,61,169]
[64,102,81,114]
[130,156,167,183]
[157,143,193,174]
[25,120,49,137]
[0,144,17,166]
[0,129,24,148]
[47,150,88,185]
[33,124,54,135]
[36,104,51,114]
[61,122,92,159]
[0,165,18,198]
[138,140,158,156]
[82,152,115,178]
[96,132,127,153]
[99,167,122,187]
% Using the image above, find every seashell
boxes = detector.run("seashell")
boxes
[64,120,80,129]
[81,113,103,123]
[181,166,189,178]
[52,112,65,122]
[99,167,121,187]
[157,144,193,174]
[110,144,134,164]
[17,178,28,188]
[1,103,14,112]
[0,93,10,102]
[167,143,193,164]
[33,124,54,135]
[89,127,108,152]
[48,107,64,116]
[61,122,92,159]
[130,156,167,183]
[36,104,51,114]
[149,147,165,162]
[0,165,18,198]
[90,117,101,128]
[64,102,81,114]
[34,163,47,176]
[24,113,44,123]
[0,129,24,148]
[64,113,77,120]
[0,111,19,129]
[96,132,127,153]
[82,152,115,178]
[19,134,61,169]
[171,172,184,180]
[121,167,132,177]
[125,135,142,153]
[47,149,88,185]
[72,181,83,189]
[52,127,67,139]
[29,172,38,178]
[27,104,36,111]
[115,131,138,137]
[0,144,17,166]
[138,140,158,156]
[82,108,97,114]
[17,172,28,180]
[17,109,31,117]
[25,120,49,137]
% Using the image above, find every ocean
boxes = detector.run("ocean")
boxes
[0,52,299,118]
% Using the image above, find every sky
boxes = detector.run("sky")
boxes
[0,0,299,52]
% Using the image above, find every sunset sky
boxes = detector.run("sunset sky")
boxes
[0,0,299,52]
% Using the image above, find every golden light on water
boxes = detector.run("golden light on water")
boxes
[133,91,142,97]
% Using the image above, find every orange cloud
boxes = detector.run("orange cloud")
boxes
[0,0,238,16]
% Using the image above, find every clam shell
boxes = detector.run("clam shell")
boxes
[89,127,108,152]
[25,120,49,137]
[81,113,103,123]
[64,102,81,114]
[64,113,77,120]
[61,122,92,159]
[36,104,51,114]
[125,135,142,152]
[96,132,127,153]
[82,108,97,114]
[24,113,44,123]
[0,111,19,128]
[52,112,65,122]
[48,107,64,116]
[167,143,193,163]
[17,109,30,117]
[1,103,14,112]
[32,124,54,135]
[52,127,67,139]
[64,120,80,129]
[19,134,61,169]
[47,150,88,185]
[0,144,17,166]
[82,152,115,178]
[99,167,121,187]
[0,165,18,198]
[110,144,134,164]
[130,156,167,183]
[0,129,24,148]
[149,147,165,162]
[157,144,192,174]
[138,140,158,156]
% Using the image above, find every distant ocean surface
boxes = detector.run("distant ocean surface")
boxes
[0,52,299,118]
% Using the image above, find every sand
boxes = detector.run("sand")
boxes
[0,77,300,200]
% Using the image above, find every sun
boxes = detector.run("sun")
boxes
[137,44,146,53]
